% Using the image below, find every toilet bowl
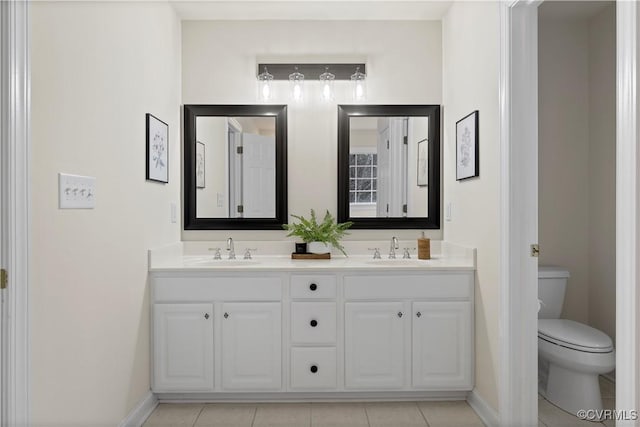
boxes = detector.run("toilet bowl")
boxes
[538,266,615,419]
[538,319,615,416]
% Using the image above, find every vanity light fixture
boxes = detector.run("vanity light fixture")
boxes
[289,66,305,102]
[319,67,335,102]
[351,66,367,101]
[257,66,274,101]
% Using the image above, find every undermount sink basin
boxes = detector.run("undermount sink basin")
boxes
[365,259,428,266]
[183,258,261,267]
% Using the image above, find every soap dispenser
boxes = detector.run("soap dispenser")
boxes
[417,231,431,260]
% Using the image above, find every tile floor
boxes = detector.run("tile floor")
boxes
[143,377,616,427]
[143,401,485,427]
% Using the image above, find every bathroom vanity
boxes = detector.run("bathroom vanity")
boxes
[148,242,475,400]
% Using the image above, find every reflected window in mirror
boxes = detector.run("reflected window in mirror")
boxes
[337,105,440,229]
[184,105,287,230]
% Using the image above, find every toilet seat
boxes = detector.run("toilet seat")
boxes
[538,319,613,353]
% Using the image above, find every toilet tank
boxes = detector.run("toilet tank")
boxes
[538,265,570,319]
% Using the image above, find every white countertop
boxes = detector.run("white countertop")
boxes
[148,241,476,273]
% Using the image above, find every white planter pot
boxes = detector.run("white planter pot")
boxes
[308,242,331,254]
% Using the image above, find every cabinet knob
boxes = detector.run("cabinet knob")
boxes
[224,312,229,319]
[310,365,318,373]
[309,283,318,291]
[204,313,210,320]
[310,319,318,327]
[397,311,403,318]
[416,312,421,318]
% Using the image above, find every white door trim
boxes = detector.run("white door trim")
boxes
[500,0,640,425]
[615,1,639,421]
[498,1,540,425]
[0,0,31,425]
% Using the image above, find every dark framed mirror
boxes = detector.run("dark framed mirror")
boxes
[183,105,287,229]
[337,105,440,229]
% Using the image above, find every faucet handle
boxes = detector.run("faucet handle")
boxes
[402,248,416,259]
[368,248,381,259]
[243,248,257,260]
[208,247,222,260]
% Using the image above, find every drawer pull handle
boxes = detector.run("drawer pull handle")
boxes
[416,312,422,318]
[309,283,318,291]
[310,365,318,374]
[310,319,318,327]
[224,312,229,319]
[397,311,403,318]
[204,313,210,320]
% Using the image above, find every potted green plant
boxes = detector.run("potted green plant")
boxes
[283,209,353,256]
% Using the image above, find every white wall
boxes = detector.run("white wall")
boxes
[538,3,616,342]
[587,4,616,345]
[30,2,181,425]
[181,20,443,241]
[442,1,500,412]
[538,14,591,323]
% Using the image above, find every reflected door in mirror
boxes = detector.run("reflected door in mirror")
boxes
[195,116,276,219]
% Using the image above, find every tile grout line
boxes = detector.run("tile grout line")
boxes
[416,401,432,427]
[191,404,206,427]
[250,405,257,427]
[364,403,372,427]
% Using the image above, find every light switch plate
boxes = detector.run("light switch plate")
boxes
[59,173,96,209]
[445,202,453,222]
[170,202,177,223]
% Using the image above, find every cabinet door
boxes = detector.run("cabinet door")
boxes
[345,302,406,389]
[153,303,214,392]
[412,301,472,390]
[222,302,282,390]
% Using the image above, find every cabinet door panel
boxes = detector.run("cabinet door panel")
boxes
[412,301,472,389]
[222,302,282,390]
[345,302,405,389]
[153,303,214,392]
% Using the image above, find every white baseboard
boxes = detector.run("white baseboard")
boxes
[467,389,499,427]
[119,392,158,427]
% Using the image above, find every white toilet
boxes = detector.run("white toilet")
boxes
[538,266,615,418]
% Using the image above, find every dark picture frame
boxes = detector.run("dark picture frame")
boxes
[456,110,479,181]
[146,113,169,184]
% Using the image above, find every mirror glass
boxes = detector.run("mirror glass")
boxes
[337,105,440,229]
[348,116,429,218]
[195,116,276,218]
[183,105,287,230]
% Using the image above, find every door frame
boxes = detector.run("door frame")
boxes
[0,0,31,426]
[499,0,640,425]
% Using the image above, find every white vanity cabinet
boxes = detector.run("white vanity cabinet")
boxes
[150,267,474,398]
[345,302,406,389]
[153,303,214,392]
[221,302,281,390]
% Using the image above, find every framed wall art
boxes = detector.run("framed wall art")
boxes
[417,138,428,186]
[456,110,479,181]
[196,141,205,188]
[146,113,169,183]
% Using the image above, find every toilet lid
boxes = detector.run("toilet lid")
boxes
[538,319,613,353]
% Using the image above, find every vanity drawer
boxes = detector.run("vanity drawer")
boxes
[291,302,337,344]
[290,347,337,390]
[290,275,336,299]
[344,273,473,300]
[153,277,282,302]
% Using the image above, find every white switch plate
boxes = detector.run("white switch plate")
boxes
[59,173,96,209]
[445,202,453,222]
[216,193,224,208]
[170,202,177,223]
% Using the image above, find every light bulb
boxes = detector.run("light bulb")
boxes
[293,83,302,101]
[319,67,335,102]
[257,66,273,101]
[289,67,305,102]
[262,82,270,100]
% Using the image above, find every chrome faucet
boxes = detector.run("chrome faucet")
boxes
[389,236,399,259]
[227,237,236,260]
